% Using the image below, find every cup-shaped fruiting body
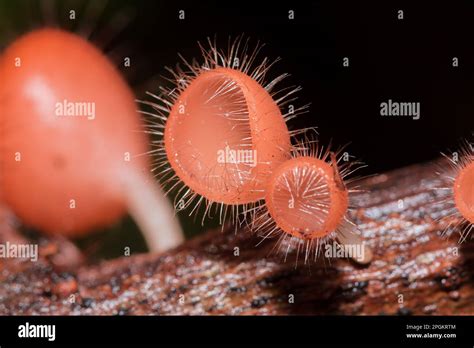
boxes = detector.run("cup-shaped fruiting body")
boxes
[143,37,308,220]
[453,161,474,225]
[265,155,349,240]
[439,142,474,242]
[253,142,372,265]
[165,66,291,204]
[0,29,183,250]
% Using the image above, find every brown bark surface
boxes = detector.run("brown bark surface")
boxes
[0,161,473,315]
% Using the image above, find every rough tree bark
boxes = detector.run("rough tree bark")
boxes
[0,161,473,315]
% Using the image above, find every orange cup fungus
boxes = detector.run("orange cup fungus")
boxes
[0,29,182,250]
[144,37,308,223]
[253,144,372,264]
[441,142,474,243]
[265,155,349,240]
[164,67,291,205]
[453,161,474,225]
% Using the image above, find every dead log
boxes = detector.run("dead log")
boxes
[0,161,473,315]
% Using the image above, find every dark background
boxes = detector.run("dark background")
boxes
[1,0,474,254]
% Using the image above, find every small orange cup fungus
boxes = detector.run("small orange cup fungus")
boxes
[453,161,474,225]
[440,142,474,242]
[265,155,349,240]
[253,142,372,264]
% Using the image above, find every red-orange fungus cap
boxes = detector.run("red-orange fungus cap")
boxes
[265,156,349,239]
[454,161,474,224]
[0,29,148,237]
[164,67,291,204]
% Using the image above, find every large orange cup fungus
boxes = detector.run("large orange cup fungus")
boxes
[164,67,292,205]
[0,29,183,251]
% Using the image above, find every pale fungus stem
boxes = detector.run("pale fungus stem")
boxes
[122,169,184,253]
